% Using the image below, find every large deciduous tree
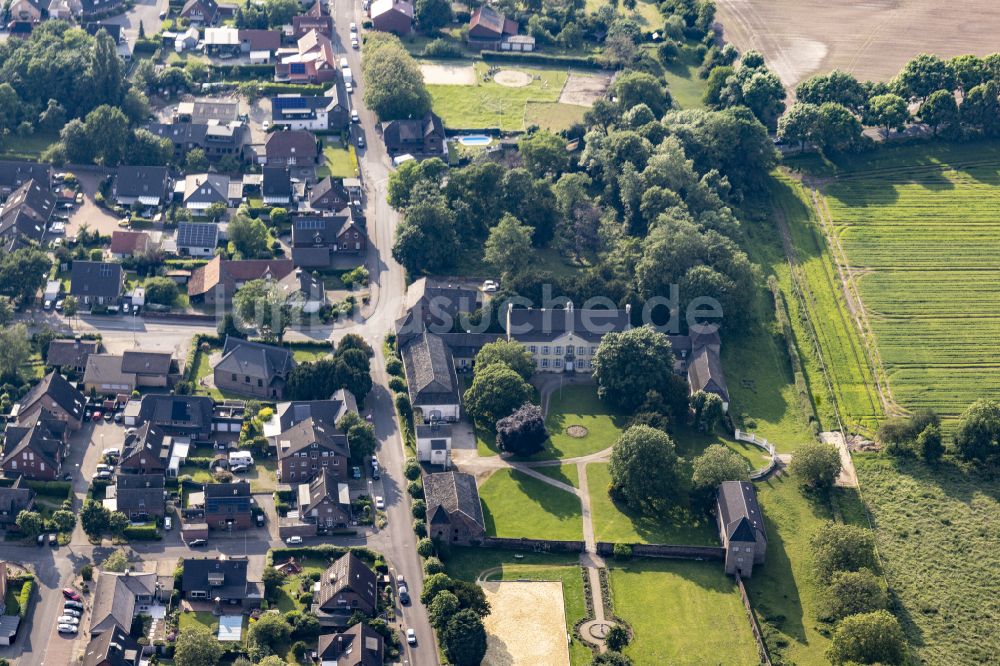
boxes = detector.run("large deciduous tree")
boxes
[174,627,225,666]
[483,213,533,277]
[361,33,431,120]
[811,522,878,583]
[609,425,683,513]
[415,0,452,32]
[474,340,534,381]
[463,362,533,429]
[892,53,956,100]
[495,403,548,456]
[826,610,906,665]
[954,398,1000,462]
[919,89,959,137]
[233,279,287,341]
[441,609,487,666]
[864,93,909,137]
[593,326,677,413]
[789,440,842,490]
[228,212,270,258]
[795,70,867,112]
[392,196,459,275]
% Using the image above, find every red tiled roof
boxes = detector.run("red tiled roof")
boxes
[109,231,150,255]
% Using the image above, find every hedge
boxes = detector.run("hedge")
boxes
[134,38,160,54]
[267,545,379,566]
[209,63,276,81]
[479,49,608,69]
[123,525,162,541]
[23,480,72,499]
[253,82,327,96]
[16,577,34,618]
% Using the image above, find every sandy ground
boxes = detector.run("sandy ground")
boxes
[481,580,570,666]
[494,70,533,87]
[420,63,476,85]
[715,0,1000,89]
[559,72,613,107]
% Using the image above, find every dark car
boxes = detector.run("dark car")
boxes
[63,600,84,611]
[398,584,410,605]
[188,539,207,547]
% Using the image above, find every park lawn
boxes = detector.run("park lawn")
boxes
[479,468,583,541]
[317,144,357,180]
[543,383,626,459]
[661,45,708,109]
[852,454,1000,665]
[586,462,717,546]
[609,559,760,665]
[524,101,587,133]
[426,62,568,132]
[533,463,580,489]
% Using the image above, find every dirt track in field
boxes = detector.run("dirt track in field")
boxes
[715,0,1000,88]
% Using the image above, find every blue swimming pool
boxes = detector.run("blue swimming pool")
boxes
[458,135,492,146]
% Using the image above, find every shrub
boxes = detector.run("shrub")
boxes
[413,520,427,538]
[123,525,162,541]
[495,403,548,456]
[423,556,445,575]
[790,441,842,490]
[811,523,878,583]
[298,592,313,606]
[605,624,630,652]
[819,569,888,622]
[81,564,94,581]
[612,543,633,560]
[416,537,435,558]
[407,480,424,499]
[423,38,463,58]
[404,457,421,481]
[386,357,403,376]
[389,376,408,393]
[17,579,34,618]
[827,610,906,665]
[411,499,426,519]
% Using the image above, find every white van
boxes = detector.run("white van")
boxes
[339,57,349,70]
[393,154,415,167]
[229,451,254,467]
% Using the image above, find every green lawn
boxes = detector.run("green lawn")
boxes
[317,144,358,180]
[533,463,580,489]
[586,462,717,545]
[0,131,58,160]
[479,468,583,541]
[543,383,626,459]
[427,62,569,131]
[246,458,277,493]
[291,347,332,363]
[178,611,218,634]
[524,101,588,133]
[609,560,760,665]
[662,45,709,109]
[178,464,212,484]
[585,0,662,28]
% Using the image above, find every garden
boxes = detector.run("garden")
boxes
[478,468,584,541]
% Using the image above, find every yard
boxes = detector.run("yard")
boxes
[543,383,626,459]
[271,556,330,614]
[478,468,583,541]
[524,101,587,133]
[660,45,709,109]
[534,463,580,488]
[316,143,358,180]
[609,559,760,665]
[177,610,218,635]
[0,131,58,160]
[426,62,572,132]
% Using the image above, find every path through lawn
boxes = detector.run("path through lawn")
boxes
[479,468,583,541]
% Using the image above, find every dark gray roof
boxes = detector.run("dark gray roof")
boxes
[303,468,347,514]
[147,121,250,151]
[400,332,459,407]
[121,422,170,468]
[440,332,505,359]
[2,415,65,470]
[262,166,292,198]
[115,473,166,514]
[506,306,630,342]
[82,624,139,666]
[115,165,168,199]
[70,261,124,300]
[0,178,55,244]
[424,471,484,529]
[90,571,158,636]
[380,113,443,149]
[18,371,85,421]
[415,423,452,439]
[317,623,383,666]
[136,394,214,431]
[84,22,123,43]
[278,417,349,458]
[0,160,49,192]
[0,477,34,516]
[175,222,219,249]
[687,346,729,403]
[308,176,349,208]
[318,552,377,611]
[121,351,173,376]
[271,94,343,122]
[216,336,295,383]
[717,481,766,544]
[291,214,353,247]
[181,556,251,600]
[265,130,318,159]
[46,339,100,369]
[0,615,19,641]
[274,395,354,432]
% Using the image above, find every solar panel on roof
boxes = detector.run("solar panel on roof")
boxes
[295,219,325,230]
[178,222,218,246]
[273,96,308,110]
[290,63,306,74]
[171,399,190,421]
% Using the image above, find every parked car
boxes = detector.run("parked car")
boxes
[406,628,416,645]
[356,133,365,148]
[286,536,303,545]
[351,37,359,49]
[96,464,113,473]
[164,516,172,530]
[61,607,81,618]
[37,534,45,546]
[103,410,113,421]
[188,539,207,547]
[103,448,121,459]
[482,279,499,293]
[345,81,353,94]
[48,533,57,547]
[63,600,83,611]
[396,574,405,585]
[62,588,82,601]
[43,299,53,311]
[351,466,361,479]
[398,584,410,604]
[372,467,380,480]
[375,496,385,510]
[57,624,78,634]
[351,109,360,123]
[349,21,357,31]
[92,470,112,481]
[55,299,64,311]
[57,614,80,625]
[92,411,102,421]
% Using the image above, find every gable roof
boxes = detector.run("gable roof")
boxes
[121,351,173,376]
[70,261,123,300]
[318,552,377,611]
[115,165,168,199]
[262,166,292,198]
[303,468,349,514]
[113,473,166,515]
[381,113,444,148]
[506,305,630,342]
[370,0,412,19]
[0,178,55,244]
[18,371,86,422]
[469,4,516,36]
[717,481,766,544]
[120,422,170,467]
[291,214,354,246]
[46,338,100,369]
[215,336,295,382]
[687,345,730,403]
[309,176,349,207]
[277,416,349,458]
[181,556,252,598]
[135,394,214,430]
[424,471,484,530]
[109,231,150,256]
[176,222,220,249]
[0,477,34,517]
[265,130,318,159]
[400,332,459,407]
[82,623,140,666]
[187,256,296,297]
[317,623,384,666]
[83,354,136,390]
[0,160,49,192]
[2,413,65,471]
[238,29,280,51]
[90,571,158,635]
[182,173,230,204]
[270,393,356,435]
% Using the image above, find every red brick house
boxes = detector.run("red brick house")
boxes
[369,0,413,35]
[1,413,68,480]
[13,371,86,431]
[276,417,349,483]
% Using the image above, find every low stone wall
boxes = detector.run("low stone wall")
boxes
[473,536,586,553]
[596,542,725,560]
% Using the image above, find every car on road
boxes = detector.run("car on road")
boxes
[372,466,380,480]
[375,496,385,510]
[96,464,113,473]
[187,538,207,547]
[396,574,405,585]
[356,133,365,148]
[286,536,303,545]
[350,21,357,31]
[351,109,359,123]
[345,81,353,94]
[482,279,499,293]
[48,533,57,547]
[351,37,359,49]
[164,516,172,530]
[398,584,410,604]
[262,120,270,131]
[62,588,81,601]
[406,628,416,645]
[55,299,64,311]
[158,10,166,18]
[92,470,112,481]
[103,448,120,459]
[58,624,78,634]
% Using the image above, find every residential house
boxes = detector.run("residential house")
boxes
[12,371,86,431]
[122,351,177,388]
[399,331,460,422]
[672,329,731,412]
[439,332,504,372]
[189,481,253,530]
[81,625,141,666]
[83,354,138,395]
[275,30,337,84]
[278,268,327,314]
[203,26,240,56]
[119,423,171,475]
[175,222,220,257]
[297,469,351,529]
[0,161,49,196]
[106,474,166,521]
[80,0,125,19]
[416,423,451,466]
[265,131,319,167]
[317,623,384,666]
[181,173,242,211]
[0,178,55,251]
[148,122,251,162]
[6,0,41,25]
[424,471,486,545]
[238,29,280,54]
[291,214,366,268]
[369,0,412,35]
[123,394,214,438]
[468,5,530,51]
[181,555,262,607]
[1,413,67,481]
[173,27,200,52]
[316,553,377,616]
[84,22,122,43]
[262,167,292,205]
[262,392,357,440]
[70,261,124,308]
[0,477,35,528]
[187,256,295,305]
[90,571,161,635]
[174,98,240,124]
[394,278,480,338]
[293,0,332,38]
[716,480,767,578]
[505,302,631,373]
[48,0,83,21]
[308,177,350,212]
[114,166,170,208]
[46,338,100,374]
[276,417,349,483]
[271,88,349,132]
[213,336,295,400]
[181,0,218,24]
[380,113,445,156]
[109,231,151,259]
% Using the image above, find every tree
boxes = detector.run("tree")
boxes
[127,129,173,166]
[960,81,1000,136]
[591,652,632,666]
[827,610,906,665]
[101,549,130,572]
[0,297,11,327]
[248,613,291,651]
[38,99,67,133]
[442,609,487,666]
[61,118,94,163]
[337,333,373,357]
[819,569,888,622]
[415,0,451,31]
[739,69,786,127]
[62,295,78,322]
[392,196,459,275]
[474,340,534,382]
[122,87,152,124]
[463,362,533,428]
[919,89,959,136]
[777,102,820,151]
[917,423,944,465]
[338,411,377,464]
[0,324,31,382]
[593,327,677,413]
[613,71,669,117]
[815,102,863,153]
[948,54,986,93]
[84,105,130,166]
[362,34,431,120]
[233,279,288,341]
[483,213,533,277]
[689,390,724,431]
[790,441,842,490]
[893,53,956,100]
[228,213,270,258]
[269,207,289,226]
[609,425,683,513]
[262,566,285,596]
[108,511,129,534]
[185,148,209,172]
[692,444,749,488]
[81,499,110,536]
[420,573,453,604]
[174,627,224,666]
[50,509,76,533]
[286,358,342,400]
[15,510,43,537]
[264,0,299,26]
[518,131,569,178]
[795,70,866,111]
[864,93,909,137]
[811,523,878,583]
[953,398,1000,461]
[91,31,126,107]
[144,276,180,306]
[0,247,51,303]
[495,403,548,456]
[427,590,460,629]
[605,625,629,652]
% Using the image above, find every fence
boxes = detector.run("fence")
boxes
[734,429,780,480]
[595,542,725,560]
[473,537,585,553]
[736,576,773,666]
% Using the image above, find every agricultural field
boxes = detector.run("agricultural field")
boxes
[854,454,1000,665]
[609,559,760,665]
[478,468,583,541]
[715,0,1000,87]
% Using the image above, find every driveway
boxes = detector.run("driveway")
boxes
[104,0,168,44]
[67,172,120,238]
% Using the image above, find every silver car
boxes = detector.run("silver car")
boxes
[57,615,80,625]
[58,624,78,634]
